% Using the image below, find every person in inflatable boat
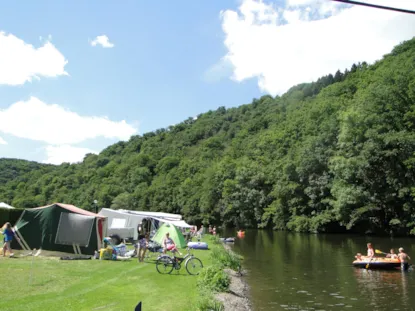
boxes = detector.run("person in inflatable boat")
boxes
[398,247,411,271]
[386,248,398,259]
[355,243,374,260]
[163,233,182,256]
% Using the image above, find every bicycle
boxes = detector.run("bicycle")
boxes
[156,248,203,275]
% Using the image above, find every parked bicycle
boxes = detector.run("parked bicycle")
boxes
[156,248,203,275]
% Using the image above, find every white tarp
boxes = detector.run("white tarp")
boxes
[119,209,182,221]
[0,202,15,209]
[151,217,193,228]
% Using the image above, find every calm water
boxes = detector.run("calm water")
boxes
[223,230,415,311]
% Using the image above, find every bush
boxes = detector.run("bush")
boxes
[207,234,221,245]
[194,292,225,311]
[197,266,230,292]
[210,247,243,273]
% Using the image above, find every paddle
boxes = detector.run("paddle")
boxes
[375,249,387,255]
[365,258,373,269]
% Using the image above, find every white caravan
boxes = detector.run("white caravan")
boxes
[98,208,192,241]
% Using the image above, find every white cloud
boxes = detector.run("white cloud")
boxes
[43,145,98,165]
[219,0,415,96]
[0,31,68,85]
[0,96,137,145]
[0,137,7,145]
[90,35,114,48]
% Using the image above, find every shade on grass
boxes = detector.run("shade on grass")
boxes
[0,234,212,311]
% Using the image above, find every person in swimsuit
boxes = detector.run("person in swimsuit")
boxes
[367,243,375,258]
[398,247,411,271]
[163,233,182,255]
[386,248,398,259]
[138,233,149,262]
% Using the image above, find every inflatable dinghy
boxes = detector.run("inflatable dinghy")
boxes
[220,237,235,243]
[353,257,402,270]
[188,242,209,250]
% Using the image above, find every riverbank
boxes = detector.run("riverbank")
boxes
[214,241,252,311]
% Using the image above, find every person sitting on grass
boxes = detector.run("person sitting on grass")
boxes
[1,222,20,257]
[163,233,182,256]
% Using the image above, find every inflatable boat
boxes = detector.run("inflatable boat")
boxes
[188,242,209,250]
[352,257,402,270]
[219,237,235,243]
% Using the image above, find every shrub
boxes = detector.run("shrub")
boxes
[197,266,230,292]
[194,292,225,311]
[207,234,221,245]
[210,247,243,273]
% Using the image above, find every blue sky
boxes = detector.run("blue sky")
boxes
[0,0,414,164]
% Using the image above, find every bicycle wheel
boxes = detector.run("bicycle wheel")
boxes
[185,257,203,275]
[156,256,174,274]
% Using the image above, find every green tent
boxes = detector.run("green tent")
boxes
[152,223,187,249]
[12,203,107,256]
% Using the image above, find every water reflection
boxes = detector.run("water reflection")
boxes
[224,229,415,311]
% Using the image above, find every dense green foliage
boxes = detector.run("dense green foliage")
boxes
[197,266,230,293]
[210,245,243,274]
[1,38,415,235]
[0,159,54,185]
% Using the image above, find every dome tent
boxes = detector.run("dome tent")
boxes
[152,223,187,249]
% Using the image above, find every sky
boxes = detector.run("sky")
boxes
[0,0,414,165]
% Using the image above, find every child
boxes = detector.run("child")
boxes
[138,233,149,262]
[398,247,411,271]
[386,248,398,259]
[1,222,20,257]
[367,243,374,258]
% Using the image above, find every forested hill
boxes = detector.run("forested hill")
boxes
[1,38,415,236]
[0,159,55,185]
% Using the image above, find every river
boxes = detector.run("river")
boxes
[223,230,415,311]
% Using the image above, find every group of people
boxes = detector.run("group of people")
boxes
[356,242,411,271]
[135,231,182,262]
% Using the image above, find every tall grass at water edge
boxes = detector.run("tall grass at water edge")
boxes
[194,235,243,311]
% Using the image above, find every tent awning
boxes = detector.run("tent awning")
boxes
[119,209,182,220]
[0,202,15,209]
[150,217,193,228]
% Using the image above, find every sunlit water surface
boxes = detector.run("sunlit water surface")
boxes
[223,230,415,311]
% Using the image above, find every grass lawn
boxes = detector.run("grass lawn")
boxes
[0,237,214,311]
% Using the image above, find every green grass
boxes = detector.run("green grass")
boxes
[0,236,215,311]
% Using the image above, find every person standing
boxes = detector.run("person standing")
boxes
[138,233,149,262]
[398,247,411,271]
[1,222,20,257]
[366,243,375,258]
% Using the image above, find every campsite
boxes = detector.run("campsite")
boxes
[0,202,243,311]
[0,245,215,311]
